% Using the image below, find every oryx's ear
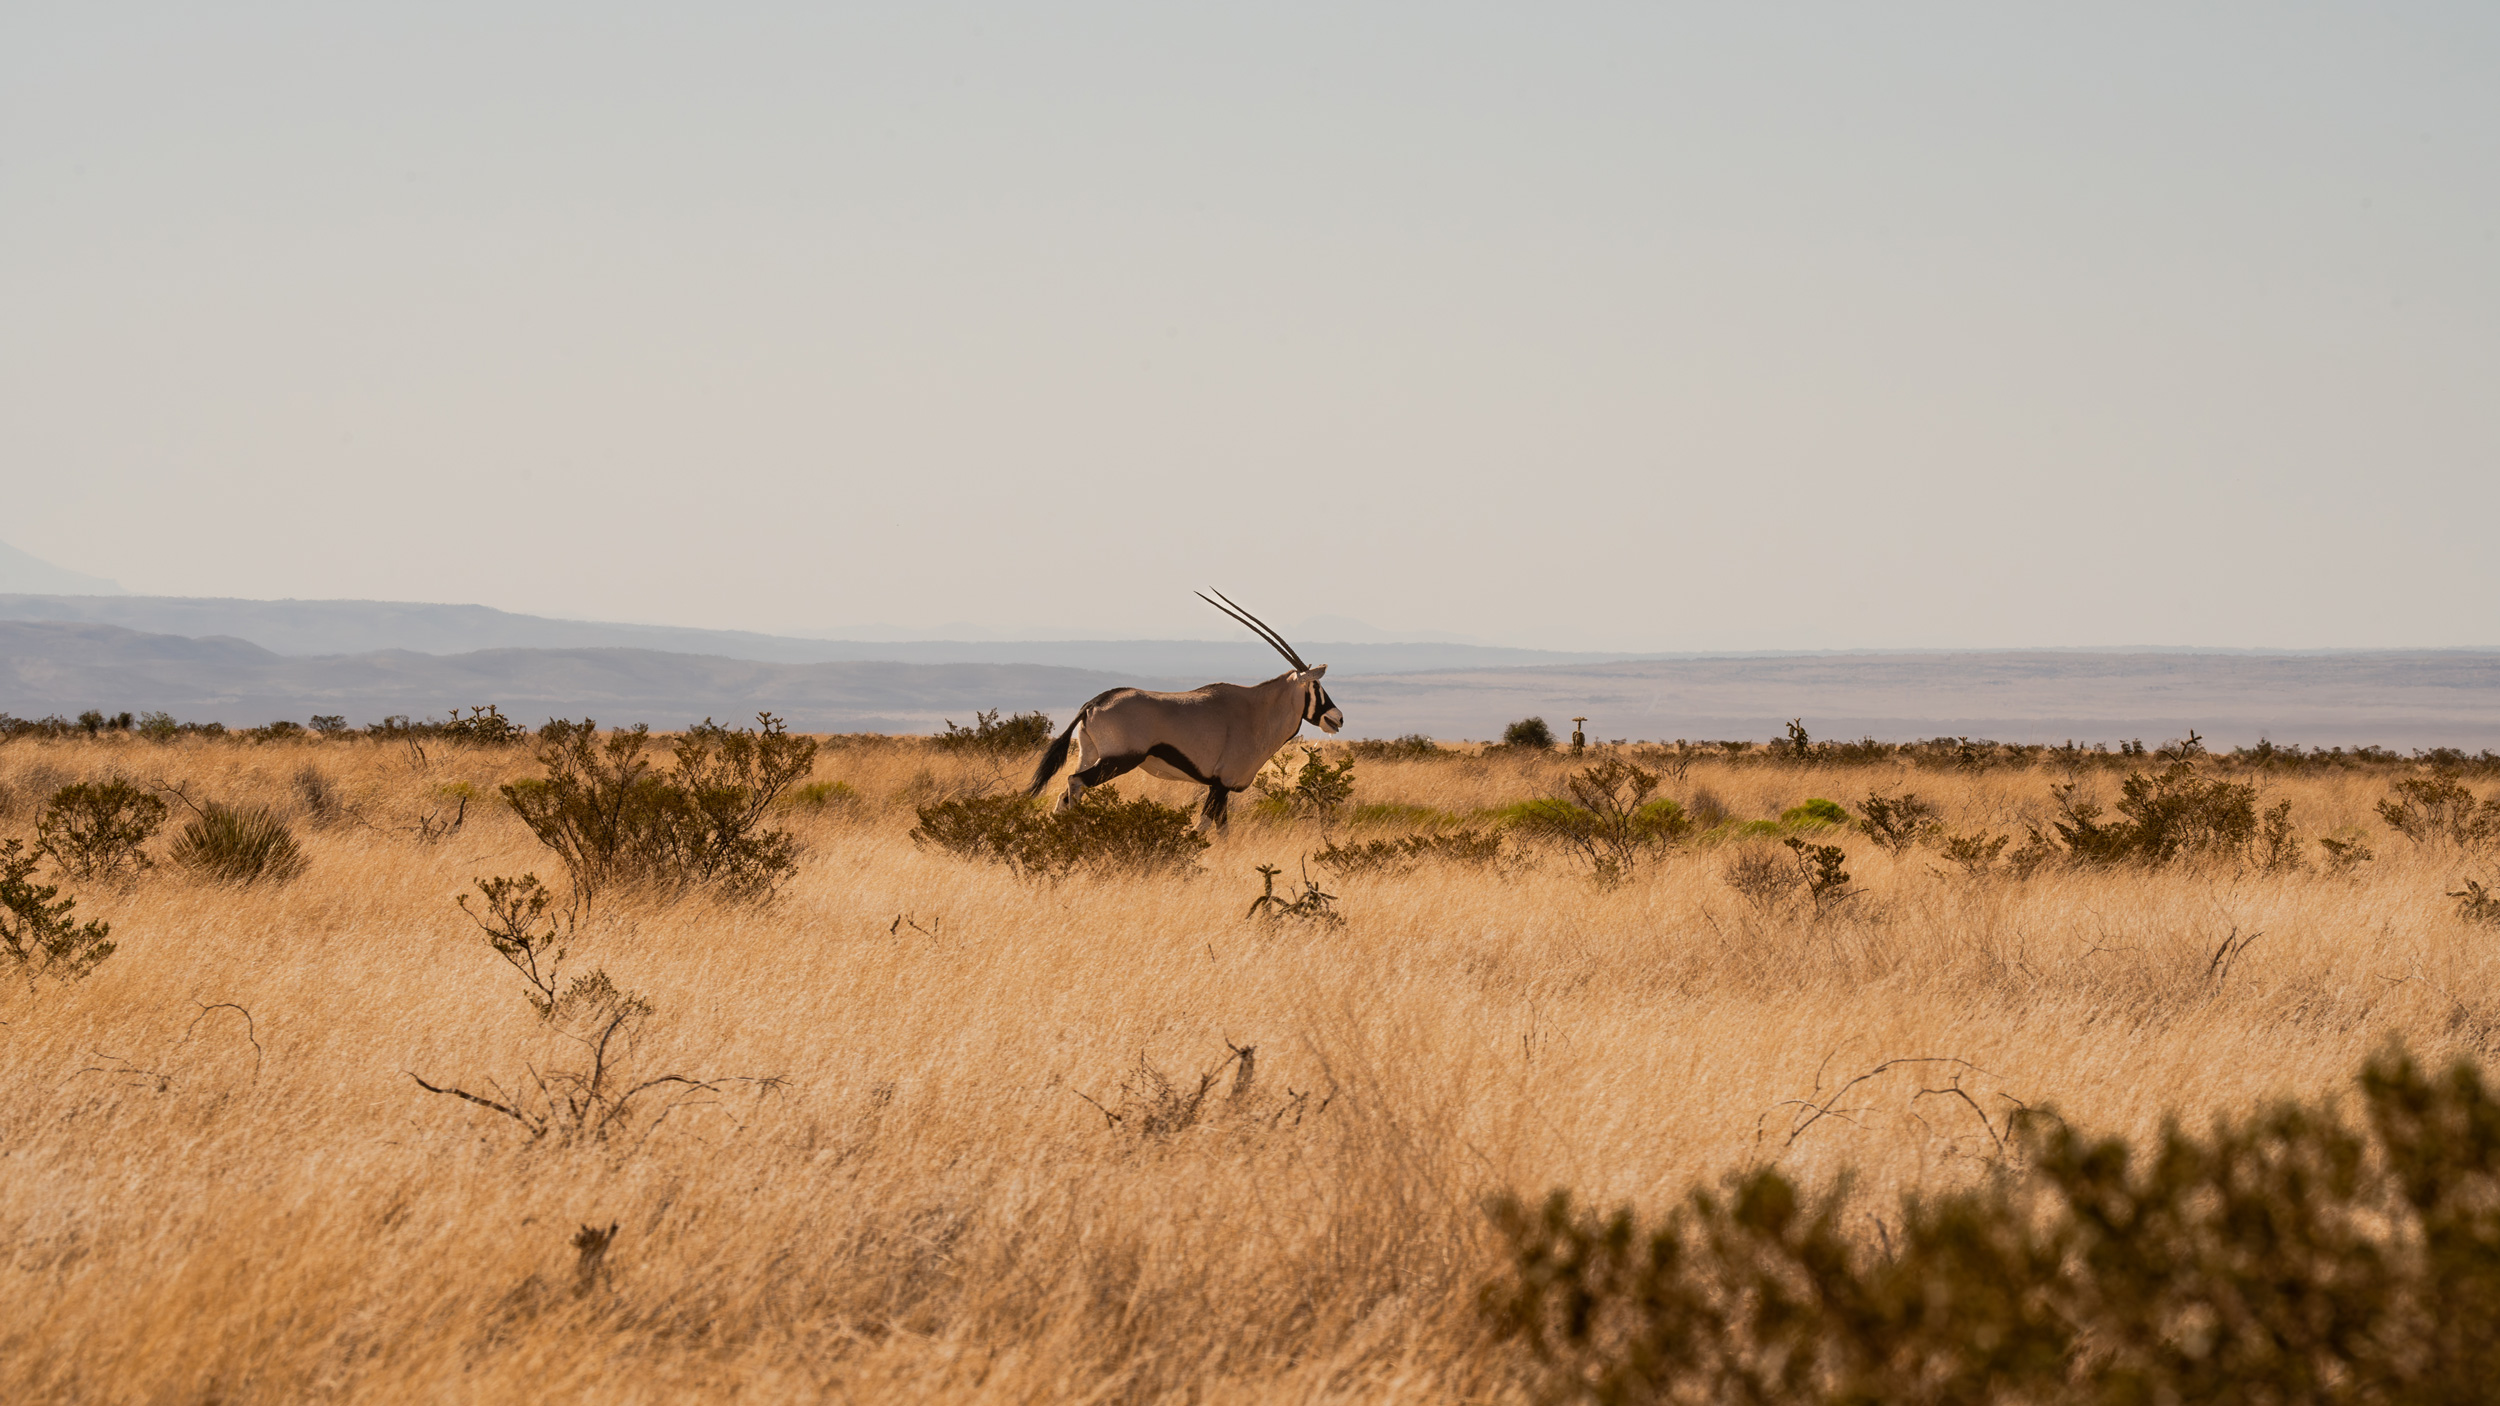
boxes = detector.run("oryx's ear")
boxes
[1304,664,1328,679]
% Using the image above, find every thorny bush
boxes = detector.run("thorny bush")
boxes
[1513,757,1689,886]
[1314,829,1504,878]
[0,838,115,987]
[413,877,778,1144]
[1485,1045,2500,1405]
[502,713,817,906]
[1253,745,1355,822]
[1244,863,1341,928]
[911,786,1209,880]
[2033,762,2278,869]
[1856,792,1940,856]
[36,779,168,884]
[2379,773,2500,851]
[932,708,1055,756]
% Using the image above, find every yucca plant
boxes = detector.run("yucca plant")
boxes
[169,803,308,886]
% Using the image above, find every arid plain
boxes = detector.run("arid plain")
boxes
[4,725,2497,1401]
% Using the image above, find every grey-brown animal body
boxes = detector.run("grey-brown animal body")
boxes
[1026,594,1343,830]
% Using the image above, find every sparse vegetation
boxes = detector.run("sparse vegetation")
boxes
[11,721,2500,1401]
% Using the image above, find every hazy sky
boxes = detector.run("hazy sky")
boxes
[5,4,2495,650]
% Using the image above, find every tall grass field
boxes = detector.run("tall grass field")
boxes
[4,722,2497,1401]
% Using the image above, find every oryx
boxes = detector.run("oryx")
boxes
[1026,591,1343,830]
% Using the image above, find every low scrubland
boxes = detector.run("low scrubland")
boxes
[5,716,2500,1402]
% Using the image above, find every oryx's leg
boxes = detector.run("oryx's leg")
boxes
[1060,722,1144,810]
[1198,784,1233,831]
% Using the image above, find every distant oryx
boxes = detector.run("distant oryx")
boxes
[1026,592,1343,830]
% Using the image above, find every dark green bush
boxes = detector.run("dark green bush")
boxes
[168,804,308,886]
[1347,734,1440,761]
[36,779,167,883]
[910,786,1207,880]
[1502,718,1556,750]
[1,838,115,986]
[2031,762,2273,868]
[932,708,1055,755]
[503,713,817,905]
[367,705,527,747]
[1484,1045,2500,1405]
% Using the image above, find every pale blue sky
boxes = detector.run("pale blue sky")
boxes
[5,4,2494,649]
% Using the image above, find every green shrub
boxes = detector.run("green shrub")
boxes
[168,804,308,886]
[932,708,1055,755]
[0,838,115,987]
[1253,746,1355,821]
[1349,802,1448,828]
[1314,829,1504,878]
[136,711,180,743]
[1510,757,1685,885]
[1484,1045,2500,1405]
[1347,734,1439,761]
[911,786,1208,880]
[787,780,860,811]
[36,779,168,883]
[1778,797,1851,828]
[1501,717,1556,750]
[502,713,817,906]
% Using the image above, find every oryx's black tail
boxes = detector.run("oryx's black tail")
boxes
[1027,714,1083,796]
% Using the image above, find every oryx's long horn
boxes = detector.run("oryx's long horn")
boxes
[1197,590,1309,671]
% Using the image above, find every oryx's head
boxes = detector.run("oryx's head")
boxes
[1298,665,1343,734]
[1198,589,1344,735]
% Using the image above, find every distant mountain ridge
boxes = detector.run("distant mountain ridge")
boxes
[4,616,2499,746]
[0,594,1644,676]
[0,544,123,596]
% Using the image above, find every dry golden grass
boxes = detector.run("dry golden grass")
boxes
[3,733,2496,1402]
